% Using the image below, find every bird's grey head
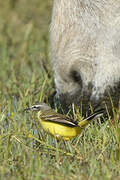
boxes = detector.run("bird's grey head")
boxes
[24,103,51,112]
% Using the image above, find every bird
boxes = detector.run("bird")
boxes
[24,103,104,141]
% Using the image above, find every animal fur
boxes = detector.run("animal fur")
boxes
[50,0,120,112]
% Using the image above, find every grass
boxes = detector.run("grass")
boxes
[0,0,120,179]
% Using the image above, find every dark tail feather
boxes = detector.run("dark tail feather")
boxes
[85,108,105,121]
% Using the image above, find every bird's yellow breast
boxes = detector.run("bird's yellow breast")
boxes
[38,118,82,140]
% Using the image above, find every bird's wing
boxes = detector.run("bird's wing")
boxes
[40,113,78,127]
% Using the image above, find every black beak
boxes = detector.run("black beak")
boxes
[23,107,32,112]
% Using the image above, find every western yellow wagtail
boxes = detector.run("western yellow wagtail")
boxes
[24,103,104,141]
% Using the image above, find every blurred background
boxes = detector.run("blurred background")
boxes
[0,0,53,107]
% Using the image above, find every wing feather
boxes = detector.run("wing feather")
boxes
[40,113,78,127]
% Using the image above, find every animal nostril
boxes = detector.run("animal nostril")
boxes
[70,70,82,85]
[88,82,93,91]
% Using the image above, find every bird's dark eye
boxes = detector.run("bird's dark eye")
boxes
[32,105,40,110]
[33,105,37,108]
[32,105,37,109]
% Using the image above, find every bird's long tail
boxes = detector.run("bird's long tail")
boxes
[78,109,104,127]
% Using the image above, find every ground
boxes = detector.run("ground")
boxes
[0,0,120,179]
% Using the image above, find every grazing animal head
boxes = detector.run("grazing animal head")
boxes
[50,0,120,114]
